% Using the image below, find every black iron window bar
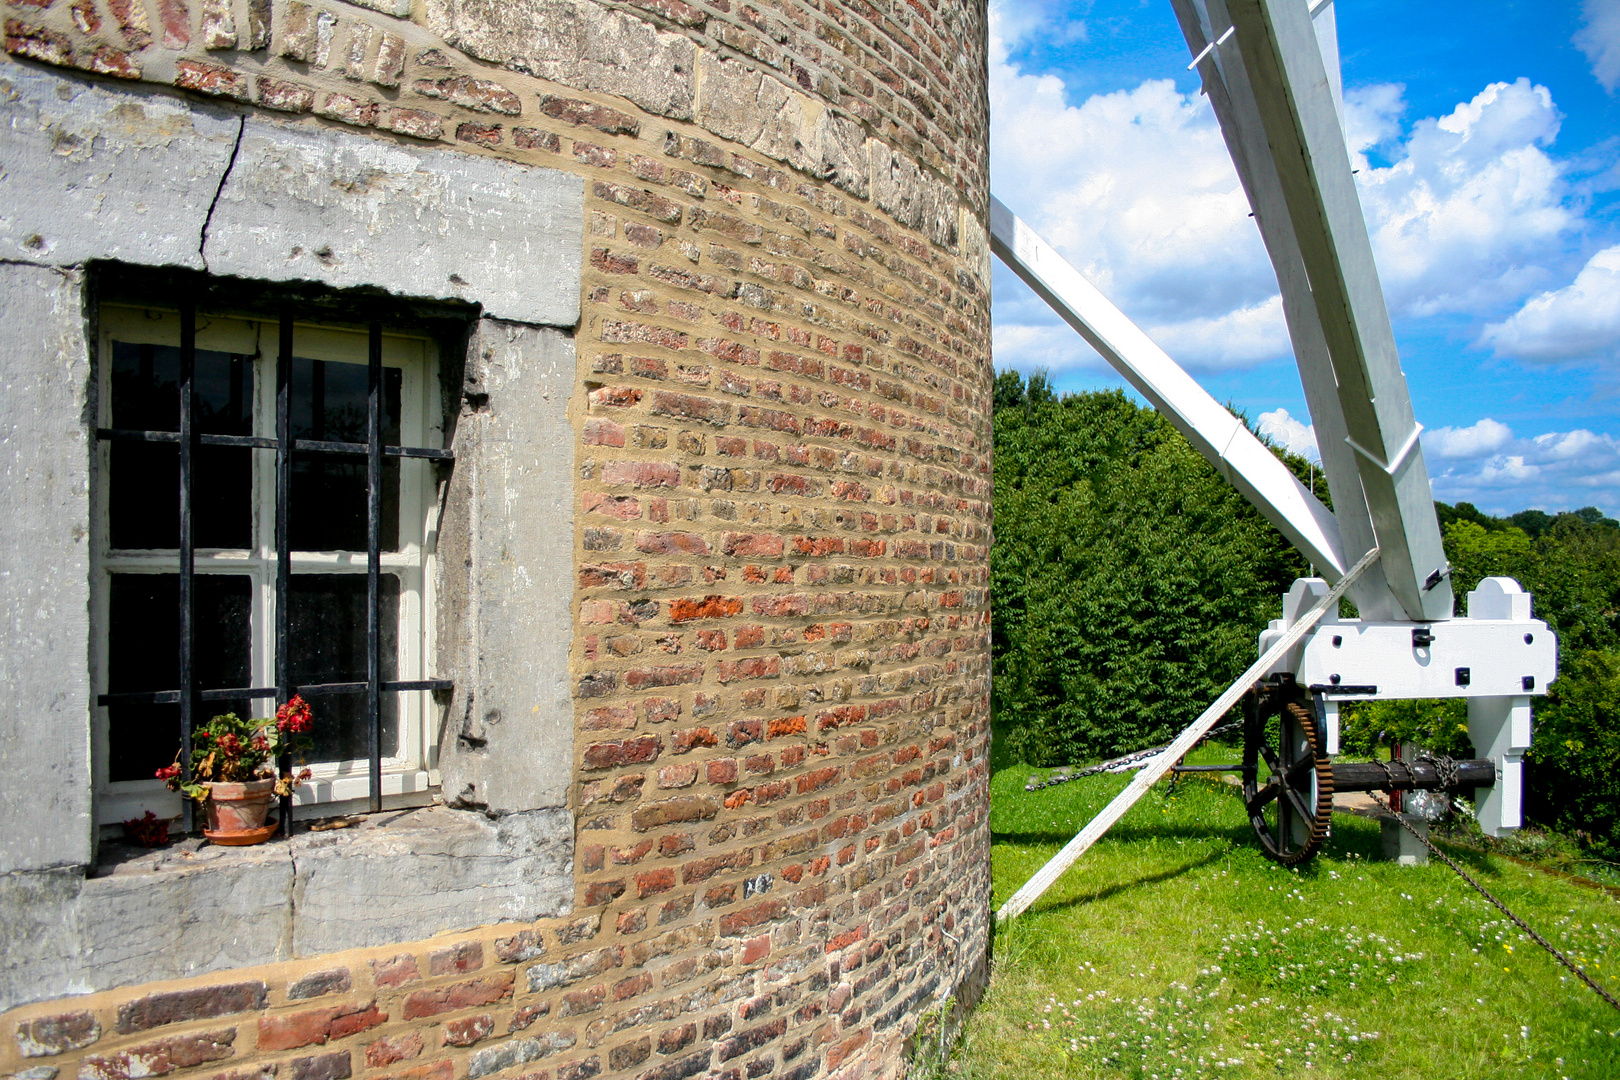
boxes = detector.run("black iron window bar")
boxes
[95,303,453,834]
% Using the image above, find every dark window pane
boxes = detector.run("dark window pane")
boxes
[290,358,401,551]
[108,341,253,549]
[107,574,252,783]
[287,574,399,763]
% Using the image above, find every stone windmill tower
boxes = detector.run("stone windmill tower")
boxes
[0,1,995,1077]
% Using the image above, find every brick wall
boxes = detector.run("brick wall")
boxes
[0,0,993,1076]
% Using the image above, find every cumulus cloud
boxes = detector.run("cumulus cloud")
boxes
[1576,0,1620,92]
[1423,421,1620,515]
[988,0,1584,377]
[1479,244,1620,364]
[1425,418,1515,459]
[1352,79,1575,316]
[1257,408,1319,462]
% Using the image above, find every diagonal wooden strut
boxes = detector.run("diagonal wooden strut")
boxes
[996,545,1382,922]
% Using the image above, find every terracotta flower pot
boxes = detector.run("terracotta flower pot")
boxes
[203,778,279,845]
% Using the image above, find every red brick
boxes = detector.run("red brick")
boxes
[373,1061,450,1080]
[671,727,718,754]
[623,663,704,689]
[428,941,483,976]
[365,1033,423,1068]
[585,880,627,906]
[657,763,698,788]
[401,973,514,1020]
[514,128,561,152]
[582,735,662,770]
[116,984,266,1034]
[668,595,742,622]
[85,45,141,79]
[601,461,680,488]
[630,795,719,832]
[715,657,780,683]
[636,867,677,898]
[378,107,443,141]
[706,758,739,785]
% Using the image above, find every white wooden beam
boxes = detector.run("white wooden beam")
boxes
[997,545,1382,922]
[990,197,1348,581]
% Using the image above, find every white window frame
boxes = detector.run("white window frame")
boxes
[91,304,445,827]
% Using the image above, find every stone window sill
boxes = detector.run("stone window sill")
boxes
[0,807,572,1012]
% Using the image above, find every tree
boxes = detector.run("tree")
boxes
[991,373,1306,765]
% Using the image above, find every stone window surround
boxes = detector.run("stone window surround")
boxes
[0,64,584,1010]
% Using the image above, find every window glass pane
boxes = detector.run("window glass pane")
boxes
[107,574,252,783]
[108,342,253,549]
[290,358,401,551]
[287,574,399,763]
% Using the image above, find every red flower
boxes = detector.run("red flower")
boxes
[217,733,243,757]
[276,695,313,734]
[155,764,181,781]
[252,734,269,752]
[297,767,313,780]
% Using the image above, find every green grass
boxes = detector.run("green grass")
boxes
[926,746,1620,1079]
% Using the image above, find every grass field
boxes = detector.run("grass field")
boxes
[925,747,1620,1079]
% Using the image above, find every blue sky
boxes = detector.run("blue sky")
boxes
[989,0,1620,516]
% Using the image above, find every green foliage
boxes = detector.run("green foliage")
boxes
[990,371,1306,765]
[1339,697,1472,758]
[1389,505,1620,857]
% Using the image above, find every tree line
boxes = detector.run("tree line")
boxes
[991,370,1619,857]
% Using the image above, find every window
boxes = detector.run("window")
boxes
[92,298,454,830]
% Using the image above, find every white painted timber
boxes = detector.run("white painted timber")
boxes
[1170,0,1403,621]
[1221,0,1452,622]
[996,546,1381,922]
[1290,619,1555,700]
[989,196,1347,581]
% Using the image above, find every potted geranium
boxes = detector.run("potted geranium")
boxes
[157,696,315,845]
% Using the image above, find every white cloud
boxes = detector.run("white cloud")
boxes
[1257,408,1318,462]
[1353,79,1575,317]
[1425,418,1514,459]
[989,3,1585,377]
[1479,244,1620,364]
[1576,0,1620,92]
[1422,420,1620,516]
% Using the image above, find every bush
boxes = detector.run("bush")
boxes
[990,372,1305,766]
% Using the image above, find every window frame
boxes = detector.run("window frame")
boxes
[89,297,457,832]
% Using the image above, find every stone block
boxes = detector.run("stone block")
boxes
[0,265,92,875]
[436,321,576,816]
[424,0,694,120]
[203,121,581,327]
[0,64,236,270]
[289,808,573,955]
[1378,813,1429,866]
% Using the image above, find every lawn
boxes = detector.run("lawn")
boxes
[927,746,1620,1079]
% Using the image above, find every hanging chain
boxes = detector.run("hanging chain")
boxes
[1372,794,1620,1014]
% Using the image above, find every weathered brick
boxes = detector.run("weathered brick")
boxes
[494,929,545,964]
[174,59,247,99]
[538,96,641,134]
[377,107,444,140]
[441,1016,493,1048]
[288,970,352,1001]
[412,75,522,115]
[631,795,719,832]
[364,1033,422,1068]
[81,1030,237,1080]
[401,973,514,1020]
[15,1012,100,1057]
[668,595,742,622]
[117,985,266,1034]
[369,955,421,989]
